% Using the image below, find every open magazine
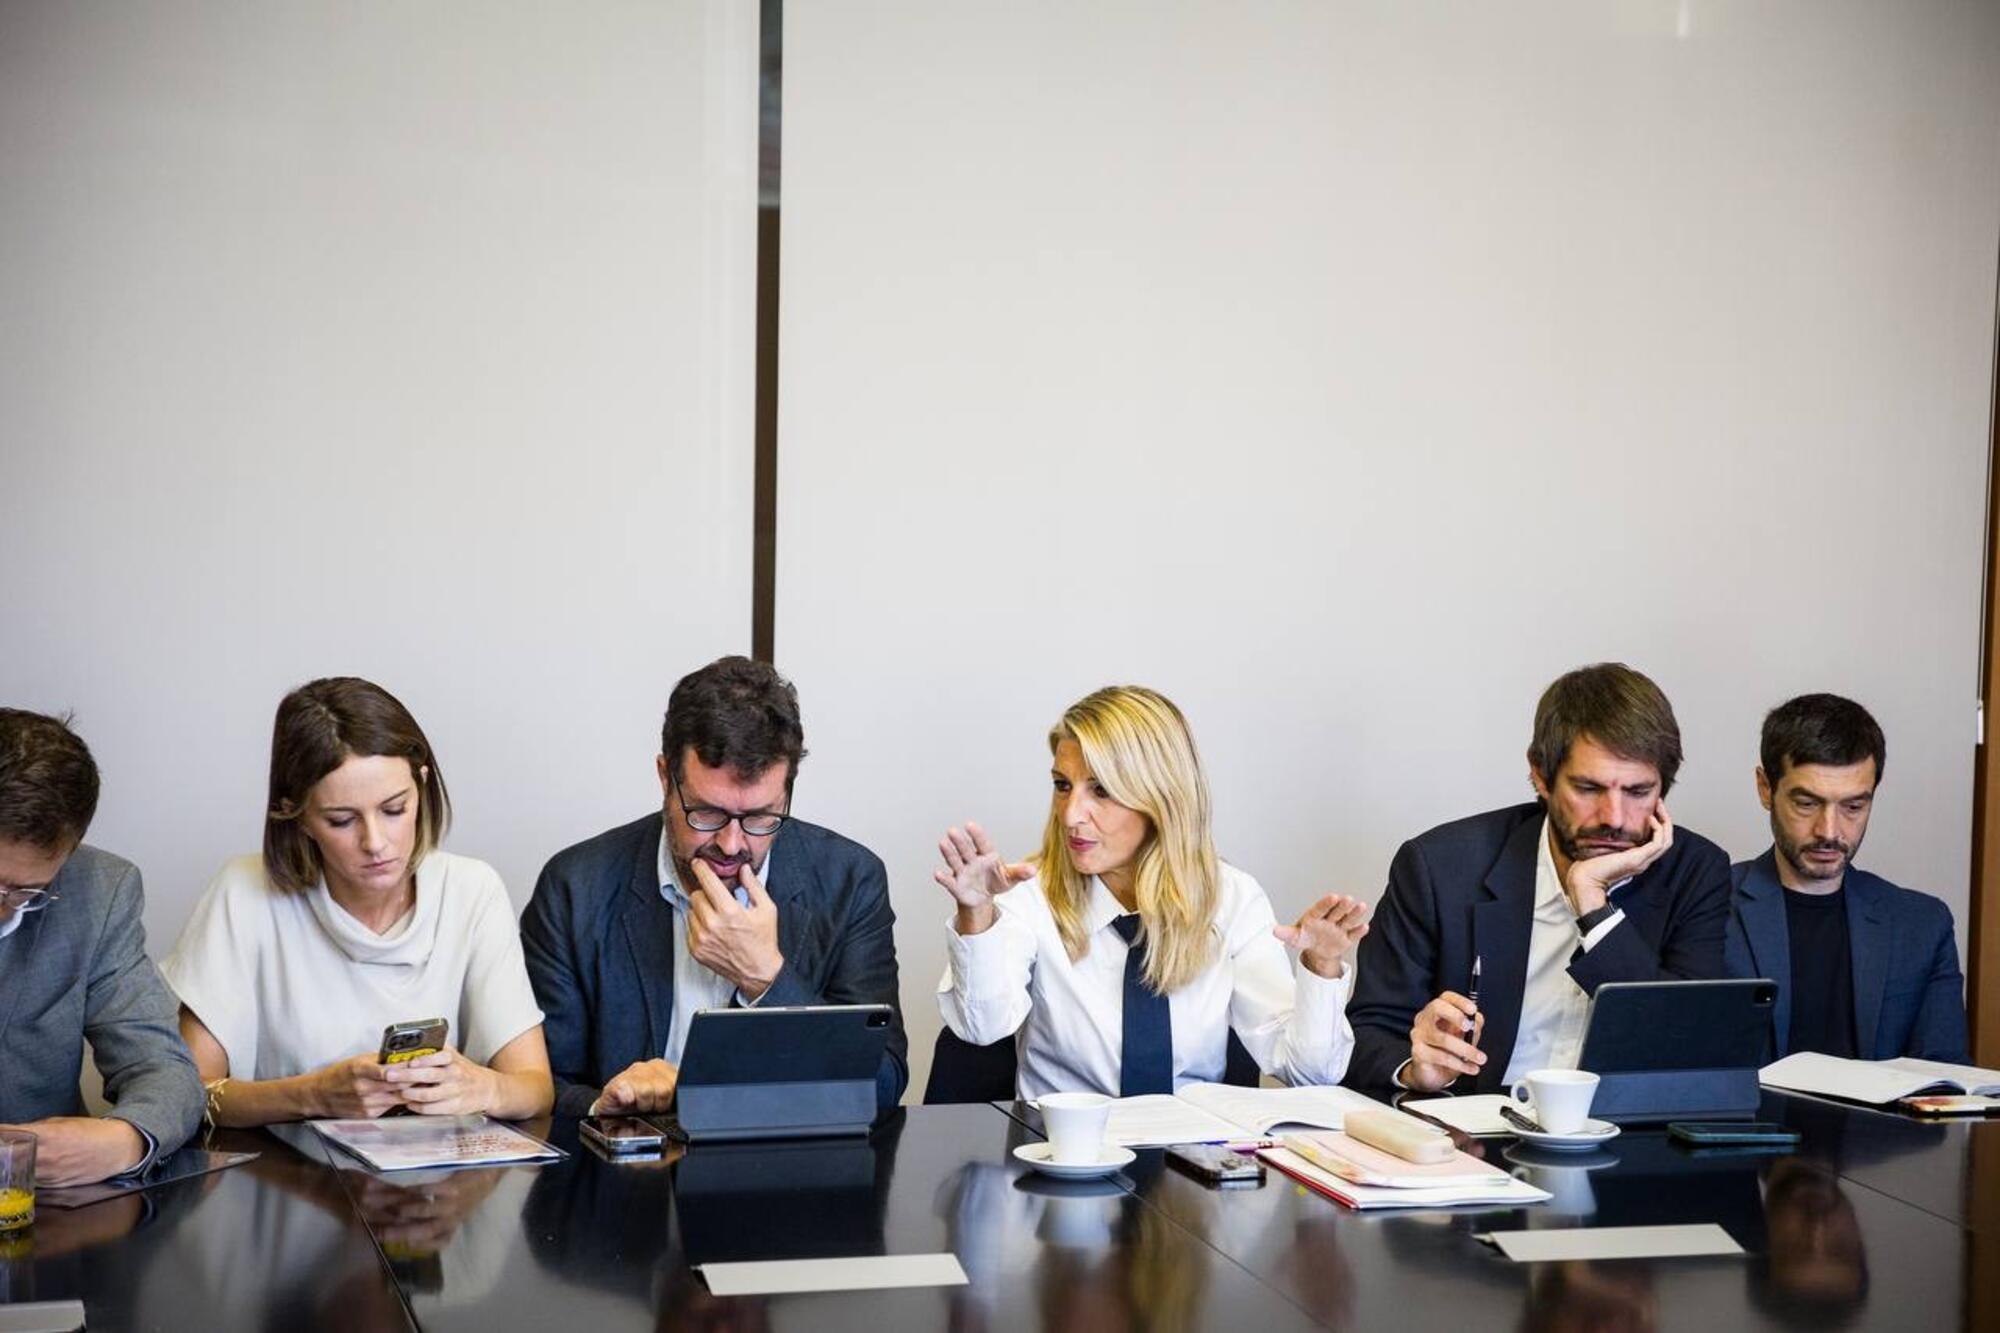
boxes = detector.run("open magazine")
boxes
[311,1115,564,1172]
[1056,1083,1391,1148]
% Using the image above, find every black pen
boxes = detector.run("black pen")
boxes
[1464,955,1482,1042]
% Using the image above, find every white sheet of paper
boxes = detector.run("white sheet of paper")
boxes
[1402,1095,1516,1137]
[1099,1095,1243,1146]
[1177,1082,1390,1134]
[1481,1224,1744,1263]
[697,1253,969,1296]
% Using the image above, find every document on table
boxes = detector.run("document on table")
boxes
[311,1115,563,1172]
[1479,1224,1744,1262]
[1759,1052,2000,1104]
[698,1253,968,1296]
[1087,1083,1392,1148]
[1400,1095,1516,1137]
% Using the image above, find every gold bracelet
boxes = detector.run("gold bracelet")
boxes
[202,1076,230,1132]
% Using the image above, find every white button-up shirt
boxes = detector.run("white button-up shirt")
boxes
[656,826,769,1066]
[938,862,1354,1100]
[1500,818,1629,1084]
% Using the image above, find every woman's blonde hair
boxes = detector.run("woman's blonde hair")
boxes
[1036,685,1220,994]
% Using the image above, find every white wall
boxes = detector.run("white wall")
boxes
[5,3,1998,1107]
[0,1,759,945]
[778,1,2000,1094]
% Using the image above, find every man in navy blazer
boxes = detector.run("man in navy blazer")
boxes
[1345,664,1733,1094]
[1725,694,1965,1062]
[522,657,907,1118]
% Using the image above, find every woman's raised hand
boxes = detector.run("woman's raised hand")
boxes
[935,821,1032,934]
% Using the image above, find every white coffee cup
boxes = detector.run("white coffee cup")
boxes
[1509,1069,1600,1134]
[1040,1092,1114,1165]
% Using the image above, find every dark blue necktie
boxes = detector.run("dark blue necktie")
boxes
[1112,913,1173,1096]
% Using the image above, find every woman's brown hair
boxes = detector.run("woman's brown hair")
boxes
[263,677,451,892]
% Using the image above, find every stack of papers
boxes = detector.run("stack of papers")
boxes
[1284,1131,1507,1190]
[1759,1053,2000,1106]
[1258,1138,1550,1211]
[311,1115,563,1172]
[1079,1083,1392,1148]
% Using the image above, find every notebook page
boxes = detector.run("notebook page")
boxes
[1176,1082,1391,1135]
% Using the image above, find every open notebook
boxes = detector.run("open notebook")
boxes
[1759,1053,2000,1107]
[1069,1083,1392,1148]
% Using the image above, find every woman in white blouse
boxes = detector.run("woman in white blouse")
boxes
[165,677,553,1125]
[935,684,1370,1100]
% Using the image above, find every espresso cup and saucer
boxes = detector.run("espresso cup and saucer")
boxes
[1014,1092,1138,1179]
[1507,1069,1620,1151]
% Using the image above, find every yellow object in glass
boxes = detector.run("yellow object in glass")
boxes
[0,1185,33,1232]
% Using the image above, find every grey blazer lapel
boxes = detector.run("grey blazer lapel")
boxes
[1739,852,1793,1053]
[1470,817,1541,1091]
[1847,873,1891,1058]
[621,821,677,1058]
[0,909,47,1046]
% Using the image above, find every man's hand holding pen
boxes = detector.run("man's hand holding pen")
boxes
[1404,989,1486,1092]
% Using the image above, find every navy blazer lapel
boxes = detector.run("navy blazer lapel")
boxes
[1470,815,1542,1091]
[761,823,822,972]
[621,820,677,1058]
[1739,851,1793,1053]
[1847,871,1891,1058]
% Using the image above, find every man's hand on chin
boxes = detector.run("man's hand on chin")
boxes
[687,859,784,998]
[1562,807,1675,917]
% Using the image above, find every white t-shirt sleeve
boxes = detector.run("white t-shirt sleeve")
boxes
[160,857,266,1077]
[451,862,546,1066]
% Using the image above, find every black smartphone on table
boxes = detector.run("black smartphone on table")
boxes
[1166,1144,1266,1188]
[1667,1121,1801,1147]
[581,1116,670,1155]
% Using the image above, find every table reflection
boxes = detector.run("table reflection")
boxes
[1749,1156,1868,1325]
[2,1128,406,1330]
[1522,1261,1657,1333]
[937,1136,1214,1333]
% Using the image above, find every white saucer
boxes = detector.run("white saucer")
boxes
[1013,1142,1137,1179]
[1509,1118,1621,1152]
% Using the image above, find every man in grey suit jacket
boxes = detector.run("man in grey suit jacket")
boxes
[1725,694,1966,1061]
[0,709,203,1184]
[522,657,907,1118]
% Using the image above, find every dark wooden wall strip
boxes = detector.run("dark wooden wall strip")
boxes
[752,0,782,663]
[1968,271,2000,1064]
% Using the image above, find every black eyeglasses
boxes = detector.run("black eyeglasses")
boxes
[0,884,58,913]
[668,771,790,837]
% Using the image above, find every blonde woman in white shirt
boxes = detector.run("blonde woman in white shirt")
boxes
[936,685,1369,1100]
[165,677,553,1125]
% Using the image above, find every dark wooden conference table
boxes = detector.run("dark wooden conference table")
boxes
[5,1090,1998,1331]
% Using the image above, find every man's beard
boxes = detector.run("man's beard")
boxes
[676,844,754,891]
[1774,825,1857,883]
[1548,810,1645,864]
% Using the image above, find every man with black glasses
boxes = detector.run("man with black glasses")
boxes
[521,657,907,1117]
[0,709,202,1184]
